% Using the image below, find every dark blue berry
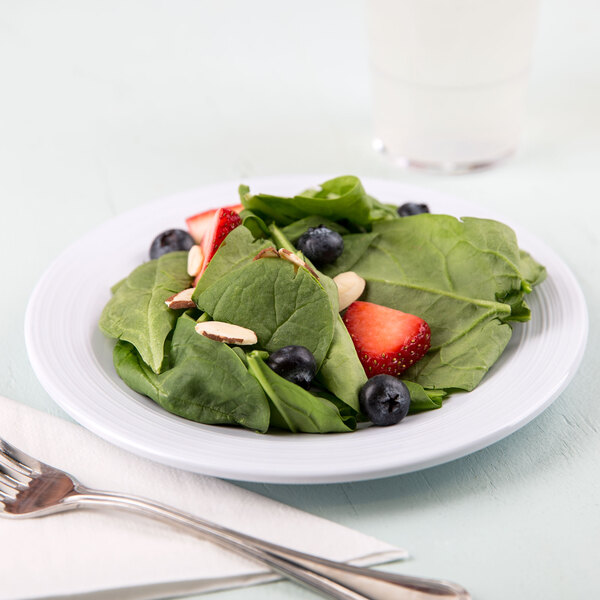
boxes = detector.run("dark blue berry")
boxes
[296,225,344,267]
[266,346,317,390]
[149,229,195,259]
[359,375,410,426]
[397,202,430,217]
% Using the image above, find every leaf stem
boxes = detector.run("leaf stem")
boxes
[268,223,296,252]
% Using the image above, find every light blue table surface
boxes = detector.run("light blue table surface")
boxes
[1,1,598,599]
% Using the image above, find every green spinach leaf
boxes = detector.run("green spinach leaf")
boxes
[113,315,270,432]
[281,216,349,242]
[240,175,397,228]
[195,257,335,368]
[320,232,380,278]
[100,252,191,373]
[310,261,365,412]
[246,351,354,433]
[309,386,360,428]
[350,215,543,391]
[239,206,271,239]
[403,381,445,414]
[316,316,365,412]
[110,277,127,295]
[519,249,547,288]
[192,226,272,300]
[258,226,365,412]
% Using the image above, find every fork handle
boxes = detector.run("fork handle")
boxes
[67,487,469,600]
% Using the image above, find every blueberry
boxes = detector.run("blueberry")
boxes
[266,346,317,390]
[149,229,195,259]
[397,202,430,217]
[296,225,344,267]
[359,375,410,426]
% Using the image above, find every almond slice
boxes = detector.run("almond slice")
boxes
[333,271,366,311]
[278,248,319,280]
[195,321,258,345]
[165,287,196,310]
[187,245,204,277]
[253,247,279,261]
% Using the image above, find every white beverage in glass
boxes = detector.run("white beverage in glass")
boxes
[367,0,540,173]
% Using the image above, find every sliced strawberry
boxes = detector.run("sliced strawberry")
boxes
[186,210,216,244]
[342,301,431,378]
[186,204,243,244]
[193,207,242,283]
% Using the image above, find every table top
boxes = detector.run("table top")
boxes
[1,1,598,599]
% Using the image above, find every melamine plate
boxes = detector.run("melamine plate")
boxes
[25,176,588,483]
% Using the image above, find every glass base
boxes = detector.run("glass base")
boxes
[372,138,516,175]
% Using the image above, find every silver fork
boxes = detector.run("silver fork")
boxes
[0,437,470,600]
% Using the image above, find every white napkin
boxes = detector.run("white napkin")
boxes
[0,396,406,600]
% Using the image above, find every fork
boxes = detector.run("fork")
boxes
[0,438,470,600]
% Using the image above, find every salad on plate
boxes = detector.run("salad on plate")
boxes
[99,176,546,434]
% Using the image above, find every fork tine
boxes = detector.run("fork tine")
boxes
[0,438,40,475]
[0,471,20,498]
[0,466,27,489]
[0,469,20,487]
[0,482,17,499]
[0,453,32,483]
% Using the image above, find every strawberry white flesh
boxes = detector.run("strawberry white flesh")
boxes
[186,203,243,244]
[193,207,242,284]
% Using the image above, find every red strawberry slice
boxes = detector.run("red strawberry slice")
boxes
[186,210,216,244]
[342,301,431,378]
[186,204,243,244]
[193,207,242,284]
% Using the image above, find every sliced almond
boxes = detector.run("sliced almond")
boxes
[333,271,366,311]
[278,248,319,280]
[253,246,279,261]
[195,321,258,345]
[187,245,205,277]
[165,287,196,310]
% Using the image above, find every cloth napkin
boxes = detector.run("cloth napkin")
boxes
[0,396,406,600]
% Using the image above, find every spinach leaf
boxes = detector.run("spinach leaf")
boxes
[309,380,441,424]
[403,381,445,414]
[240,175,397,228]
[239,206,271,239]
[114,341,161,399]
[281,216,349,242]
[268,223,296,253]
[309,386,360,428]
[100,252,191,373]
[195,257,335,368]
[316,316,365,412]
[308,265,365,412]
[257,225,365,412]
[520,249,547,288]
[246,351,354,433]
[113,315,270,432]
[110,277,127,295]
[320,232,380,278]
[350,215,544,392]
[501,249,546,323]
[192,226,272,300]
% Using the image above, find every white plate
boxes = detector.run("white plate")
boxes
[25,176,588,484]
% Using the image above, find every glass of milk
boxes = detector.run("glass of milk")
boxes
[367,0,540,173]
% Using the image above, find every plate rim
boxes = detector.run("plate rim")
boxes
[24,175,589,483]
